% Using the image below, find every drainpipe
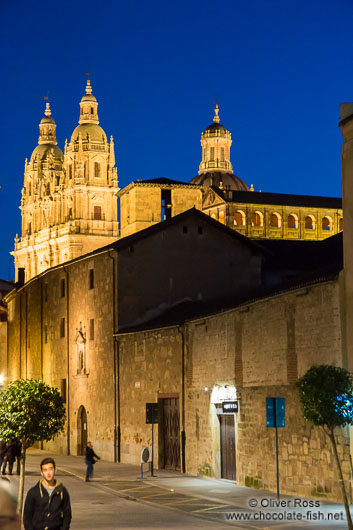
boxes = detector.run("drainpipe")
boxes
[178,325,186,473]
[108,251,119,462]
[63,267,70,455]
[19,293,22,379]
[25,290,28,378]
[40,282,43,380]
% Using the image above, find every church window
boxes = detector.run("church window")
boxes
[219,211,225,224]
[90,107,94,115]
[44,325,48,344]
[322,216,332,231]
[252,211,263,227]
[305,215,315,230]
[47,183,50,195]
[60,317,65,338]
[28,222,32,235]
[89,269,94,290]
[94,162,100,179]
[270,212,281,228]
[221,147,225,162]
[56,176,60,186]
[234,210,245,226]
[89,319,94,340]
[210,147,215,160]
[288,214,298,229]
[69,165,72,179]
[68,207,72,219]
[94,206,102,220]
[60,278,66,298]
[28,183,32,196]
[339,218,343,231]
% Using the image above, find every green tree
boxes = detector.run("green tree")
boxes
[0,379,66,514]
[296,365,353,530]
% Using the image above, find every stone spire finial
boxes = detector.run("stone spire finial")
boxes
[44,102,52,117]
[85,79,93,95]
[213,103,220,124]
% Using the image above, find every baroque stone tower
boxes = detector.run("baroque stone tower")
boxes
[13,81,119,281]
[190,104,249,191]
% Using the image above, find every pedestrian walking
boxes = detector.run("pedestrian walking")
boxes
[2,440,16,475]
[84,441,100,482]
[23,457,71,530]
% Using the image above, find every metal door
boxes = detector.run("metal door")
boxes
[161,398,180,470]
[220,414,236,480]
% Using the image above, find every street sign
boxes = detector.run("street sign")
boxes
[222,401,238,413]
[266,397,285,428]
[266,397,285,500]
[146,402,159,424]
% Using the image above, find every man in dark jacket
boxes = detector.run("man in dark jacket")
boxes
[23,457,71,530]
[84,442,100,482]
[2,440,16,475]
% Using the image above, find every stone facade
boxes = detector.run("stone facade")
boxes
[116,278,350,502]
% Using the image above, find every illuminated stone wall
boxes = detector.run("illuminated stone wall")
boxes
[117,278,348,502]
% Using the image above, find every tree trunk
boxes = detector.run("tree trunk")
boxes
[328,427,353,530]
[17,446,26,515]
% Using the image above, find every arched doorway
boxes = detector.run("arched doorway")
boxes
[77,405,87,456]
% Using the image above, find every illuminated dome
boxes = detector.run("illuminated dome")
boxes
[70,123,107,143]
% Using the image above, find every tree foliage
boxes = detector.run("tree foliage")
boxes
[296,364,353,429]
[296,364,353,530]
[0,378,66,447]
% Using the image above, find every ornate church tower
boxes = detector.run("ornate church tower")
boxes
[190,104,249,191]
[13,81,119,282]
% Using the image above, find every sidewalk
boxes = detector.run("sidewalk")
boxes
[7,448,352,529]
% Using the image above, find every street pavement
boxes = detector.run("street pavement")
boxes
[4,448,352,529]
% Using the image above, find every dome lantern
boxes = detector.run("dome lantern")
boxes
[189,104,250,191]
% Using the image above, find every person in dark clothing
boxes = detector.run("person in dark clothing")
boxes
[2,440,16,475]
[84,441,100,482]
[23,457,71,530]
[0,440,6,474]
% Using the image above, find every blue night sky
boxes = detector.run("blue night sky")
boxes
[1,0,353,280]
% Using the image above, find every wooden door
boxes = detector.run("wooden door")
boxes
[161,398,180,470]
[220,414,236,480]
[77,406,87,456]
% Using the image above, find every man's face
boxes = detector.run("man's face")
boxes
[41,464,55,483]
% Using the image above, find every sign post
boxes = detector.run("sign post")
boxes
[266,397,285,499]
[146,402,159,477]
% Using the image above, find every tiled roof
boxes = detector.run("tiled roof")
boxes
[212,187,342,209]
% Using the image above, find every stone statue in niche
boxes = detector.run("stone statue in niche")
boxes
[75,323,87,375]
